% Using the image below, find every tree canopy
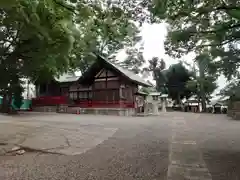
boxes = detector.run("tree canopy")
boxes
[117,47,145,74]
[1,0,147,77]
[144,57,167,93]
[149,0,240,79]
[142,58,194,103]
[0,0,147,112]
[220,78,240,101]
[186,53,218,110]
[70,0,145,72]
[0,0,80,112]
[0,0,78,80]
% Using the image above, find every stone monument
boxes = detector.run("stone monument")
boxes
[160,94,168,112]
[152,101,159,115]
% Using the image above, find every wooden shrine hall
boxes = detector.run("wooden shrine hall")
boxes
[32,55,152,116]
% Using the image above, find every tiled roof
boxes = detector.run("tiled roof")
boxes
[160,94,168,98]
[136,91,148,95]
[54,72,80,83]
[149,92,161,96]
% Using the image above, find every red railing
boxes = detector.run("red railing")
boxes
[32,96,68,106]
[71,100,135,108]
[32,96,135,108]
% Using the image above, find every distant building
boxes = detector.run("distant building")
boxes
[183,96,201,112]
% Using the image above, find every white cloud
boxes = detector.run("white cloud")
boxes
[140,23,167,60]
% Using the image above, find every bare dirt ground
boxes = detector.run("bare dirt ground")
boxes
[0,112,239,180]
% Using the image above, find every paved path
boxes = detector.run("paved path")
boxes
[0,112,240,179]
[167,116,211,179]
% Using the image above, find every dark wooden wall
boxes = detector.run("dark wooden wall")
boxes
[92,68,120,102]
[67,67,137,104]
[36,66,139,108]
[37,81,62,96]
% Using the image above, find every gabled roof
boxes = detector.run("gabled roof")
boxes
[213,102,224,106]
[80,55,152,87]
[53,55,152,87]
[101,56,152,87]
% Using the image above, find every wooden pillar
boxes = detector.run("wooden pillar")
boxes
[46,83,49,96]
[119,85,124,108]
[105,70,108,104]
[36,84,40,97]
[161,98,167,112]
[144,101,148,114]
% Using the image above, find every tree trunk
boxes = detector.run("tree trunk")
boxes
[201,93,207,112]
[199,62,207,112]
[1,93,9,113]
[0,91,17,114]
[177,94,181,105]
[7,94,13,113]
[1,93,11,113]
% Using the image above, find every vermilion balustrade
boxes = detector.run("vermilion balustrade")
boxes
[32,96,68,106]
[32,96,135,108]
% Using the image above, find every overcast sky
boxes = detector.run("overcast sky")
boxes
[117,23,227,96]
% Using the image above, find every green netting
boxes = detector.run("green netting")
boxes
[19,99,32,110]
[12,99,32,110]
[0,97,32,110]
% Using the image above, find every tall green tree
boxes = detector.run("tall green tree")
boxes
[220,78,240,102]
[149,0,240,79]
[143,57,167,92]
[219,77,240,109]
[186,53,218,111]
[165,62,192,104]
[0,0,78,112]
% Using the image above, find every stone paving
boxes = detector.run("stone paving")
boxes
[167,116,212,180]
[0,112,240,180]
[0,114,117,155]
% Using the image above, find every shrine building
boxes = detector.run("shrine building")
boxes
[32,55,152,116]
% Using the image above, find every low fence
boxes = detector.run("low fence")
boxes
[32,96,135,108]
[69,100,135,108]
[228,101,240,120]
[32,96,68,106]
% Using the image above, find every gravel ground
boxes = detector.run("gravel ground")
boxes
[0,115,170,180]
[197,114,240,180]
[1,112,240,180]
